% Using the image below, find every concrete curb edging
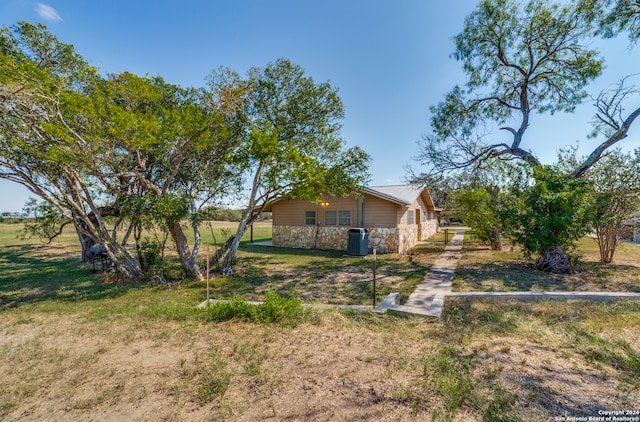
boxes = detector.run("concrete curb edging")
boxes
[445,291,640,302]
[373,291,640,319]
[374,292,444,318]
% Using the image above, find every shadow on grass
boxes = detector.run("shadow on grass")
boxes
[0,245,136,309]
[455,260,640,292]
[207,243,433,305]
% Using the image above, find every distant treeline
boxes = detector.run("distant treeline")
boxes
[0,208,272,224]
[198,207,272,223]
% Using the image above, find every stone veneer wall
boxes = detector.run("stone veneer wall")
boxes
[272,225,350,250]
[366,227,398,254]
[398,225,418,254]
[273,225,401,253]
[272,220,438,254]
[421,220,438,240]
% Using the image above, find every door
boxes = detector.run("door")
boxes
[416,209,422,241]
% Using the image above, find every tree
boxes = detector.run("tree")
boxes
[600,0,640,45]
[454,188,505,250]
[210,59,371,274]
[84,72,246,280]
[417,0,640,272]
[0,22,246,280]
[584,148,640,262]
[0,22,143,278]
[502,166,593,273]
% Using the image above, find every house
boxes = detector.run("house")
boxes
[262,185,439,254]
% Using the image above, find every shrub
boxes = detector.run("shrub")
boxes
[202,292,305,326]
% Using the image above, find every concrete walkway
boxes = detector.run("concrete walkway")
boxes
[376,231,466,318]
[375,231,640,318]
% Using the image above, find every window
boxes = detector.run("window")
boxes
[325,211,337,226]
[338,210,351,226]
[407,210,415,225]
[305,211,316,225]
[324,210,351,226]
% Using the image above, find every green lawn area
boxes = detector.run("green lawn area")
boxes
[0,221,447,309]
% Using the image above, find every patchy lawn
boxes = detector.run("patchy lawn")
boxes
[453,233,640,292]
[1,223,639,420]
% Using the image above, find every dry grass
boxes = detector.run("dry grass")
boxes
[1,223,640,420]
[453,234,640,292]
[1,298,639,421]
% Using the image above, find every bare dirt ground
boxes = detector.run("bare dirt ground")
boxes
[2,301,639,421]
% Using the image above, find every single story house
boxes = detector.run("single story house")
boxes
[261,185,439,254]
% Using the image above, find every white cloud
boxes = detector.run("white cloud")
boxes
[35,3,63,23]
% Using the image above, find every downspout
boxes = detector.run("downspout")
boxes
[358,196,364,228]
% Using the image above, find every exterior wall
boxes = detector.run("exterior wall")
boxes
[273,225,350,250]
[269,189,439,254]
[421,219,438,240]
[272,196,359,227]
[366,227,398,254]
[394,225,411,254]
[273,224,401,254]
[362,195,398,227]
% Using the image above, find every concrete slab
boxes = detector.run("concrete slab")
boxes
[446,291,640,302]
[403,231,465,315]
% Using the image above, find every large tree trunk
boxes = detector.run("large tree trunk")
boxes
[490,228,502,251]
[75,217,143,278]
[536,245,576,274]
[219,209,253,275]
[167,220,202,280]
[76,227,95,263]
[103,241,144,278]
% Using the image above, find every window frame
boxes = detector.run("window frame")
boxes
[407,209,415,225]
[338,210,351,226]
[305,210,317,226]
[325,210,337,226]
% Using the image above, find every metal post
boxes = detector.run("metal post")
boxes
[206,245,210,303]
[373,248,377,307]
[445,228,449,245]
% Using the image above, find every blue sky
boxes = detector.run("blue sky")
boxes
[0,0,638,213]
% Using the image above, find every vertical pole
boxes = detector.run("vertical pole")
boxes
[250,212,254,243]
[445,228,449,245]
[373,248,377,307]
[206,245,210,303]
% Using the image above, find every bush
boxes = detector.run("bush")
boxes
[202,292,305,325]
[502,165,592,273]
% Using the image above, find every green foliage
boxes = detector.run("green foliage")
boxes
[454,188,503,248]
[120,192,190,229]
[197,206,244,222]
[502,165,593,262]
[585,148,640,229]
[202,291,306,326]
[20,198,69,242]
[600,0,640,45]
[137,238,164,275]
[245,58,371,202]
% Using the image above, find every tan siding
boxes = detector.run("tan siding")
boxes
[272,196,359,227]
[272,200,313,226]
[362,194,398,227]
[398,206,411,226]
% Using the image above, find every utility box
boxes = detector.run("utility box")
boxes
[347,228,368,256]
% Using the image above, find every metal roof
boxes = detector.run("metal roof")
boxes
[364,185,427,205]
